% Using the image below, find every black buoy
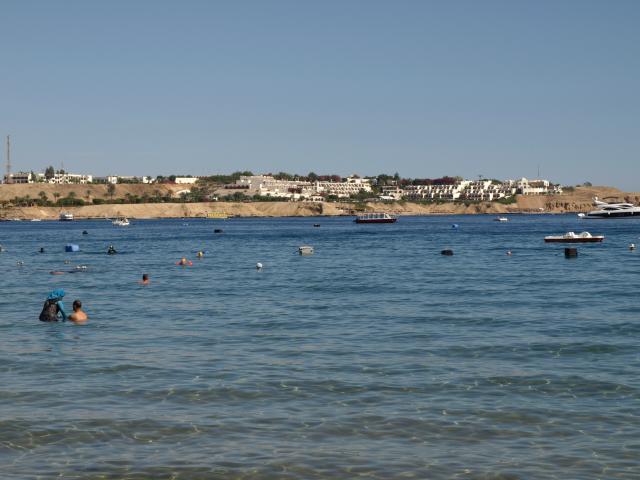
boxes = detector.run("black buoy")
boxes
[313,223,320,227]
[39,247,45,253]
[441,249,454,256]
[565,247,578,258]
[82,230,88,235]
[214,229,223,233]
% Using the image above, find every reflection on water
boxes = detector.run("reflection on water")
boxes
[0,215,639,479]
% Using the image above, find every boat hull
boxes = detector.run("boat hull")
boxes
[544,237,604,243]
[354,218,397,224]
[585,211,640,218]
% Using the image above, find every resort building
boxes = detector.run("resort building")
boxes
[228,175,372,200]
[46,173,93,184]
[395,178,558,202]
[3,171,36,183]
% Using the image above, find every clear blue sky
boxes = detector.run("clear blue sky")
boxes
[1,0,639,188]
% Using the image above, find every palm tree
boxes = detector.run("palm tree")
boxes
[53,192,61,205]
[107,183,116,201]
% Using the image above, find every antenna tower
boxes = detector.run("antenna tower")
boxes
[5,135,11,184]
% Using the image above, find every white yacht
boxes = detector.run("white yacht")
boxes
[59,212,74,221]
[584,197,640,219]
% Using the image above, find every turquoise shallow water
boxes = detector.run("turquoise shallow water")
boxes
[0,215,639,479]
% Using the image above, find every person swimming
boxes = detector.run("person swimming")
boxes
[68,299,88,323]
[39,289,68,322]
[107,245,117,255]
[140,273,150,285]
[176,257,192,266]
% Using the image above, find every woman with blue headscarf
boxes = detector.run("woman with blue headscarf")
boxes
[39,289,69,322]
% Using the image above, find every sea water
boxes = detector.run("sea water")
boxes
[0,215,638,479]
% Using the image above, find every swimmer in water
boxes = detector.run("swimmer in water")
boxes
[140,273,150,285]
[68,299,88,324]
[177,257,189,266]
[39,289,68,322]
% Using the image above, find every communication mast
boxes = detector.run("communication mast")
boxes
[5,135,11,184]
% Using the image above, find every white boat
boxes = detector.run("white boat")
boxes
[544,231,604,243]
[354,212,397,224]
[30,219,42,222]
[112,217,130,226]
[494,217,509,222]
[59,212,74,221]
[584,197,640,218]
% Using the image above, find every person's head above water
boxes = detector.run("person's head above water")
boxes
[73,299,82,311]
[142,274,149,281]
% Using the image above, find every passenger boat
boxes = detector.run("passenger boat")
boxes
[112,217,130,227]
[544,231,604,243]
[583,197,640,218]
[59,212,74,221]
[354,212,397,224]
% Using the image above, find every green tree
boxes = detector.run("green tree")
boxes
[44,166,55,179]
[53,192,61,204]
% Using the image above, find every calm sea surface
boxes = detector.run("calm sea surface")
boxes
[0,215,638,479]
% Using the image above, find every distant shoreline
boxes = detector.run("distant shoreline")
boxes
[1,184,639,220]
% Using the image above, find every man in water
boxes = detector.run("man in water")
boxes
[39,289,68,322]
[140,273,150,285]
[68,300,88,323]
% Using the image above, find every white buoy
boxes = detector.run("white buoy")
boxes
[256,262,263,270]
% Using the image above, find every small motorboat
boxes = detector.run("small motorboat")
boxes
[544,231,604,243]
[494,217,509,222]
[354,212,397,224]
[59,212,74,221]
[577,213,586,218]
[112,217,130,227]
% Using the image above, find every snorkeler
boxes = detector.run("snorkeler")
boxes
[107,245,117,255]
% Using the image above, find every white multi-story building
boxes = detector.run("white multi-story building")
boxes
[175,177,199,185]
[315,177,372,198]
[3,171,35,184]
[505,177,562,195]
[231,175,372,200]
[47,173,93,184]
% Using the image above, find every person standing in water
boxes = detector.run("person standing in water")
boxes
[39,289,68,322]
[68,300,88,324]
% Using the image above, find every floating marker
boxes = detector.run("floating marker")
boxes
[299,246,314,255]
[441,249,454,256]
